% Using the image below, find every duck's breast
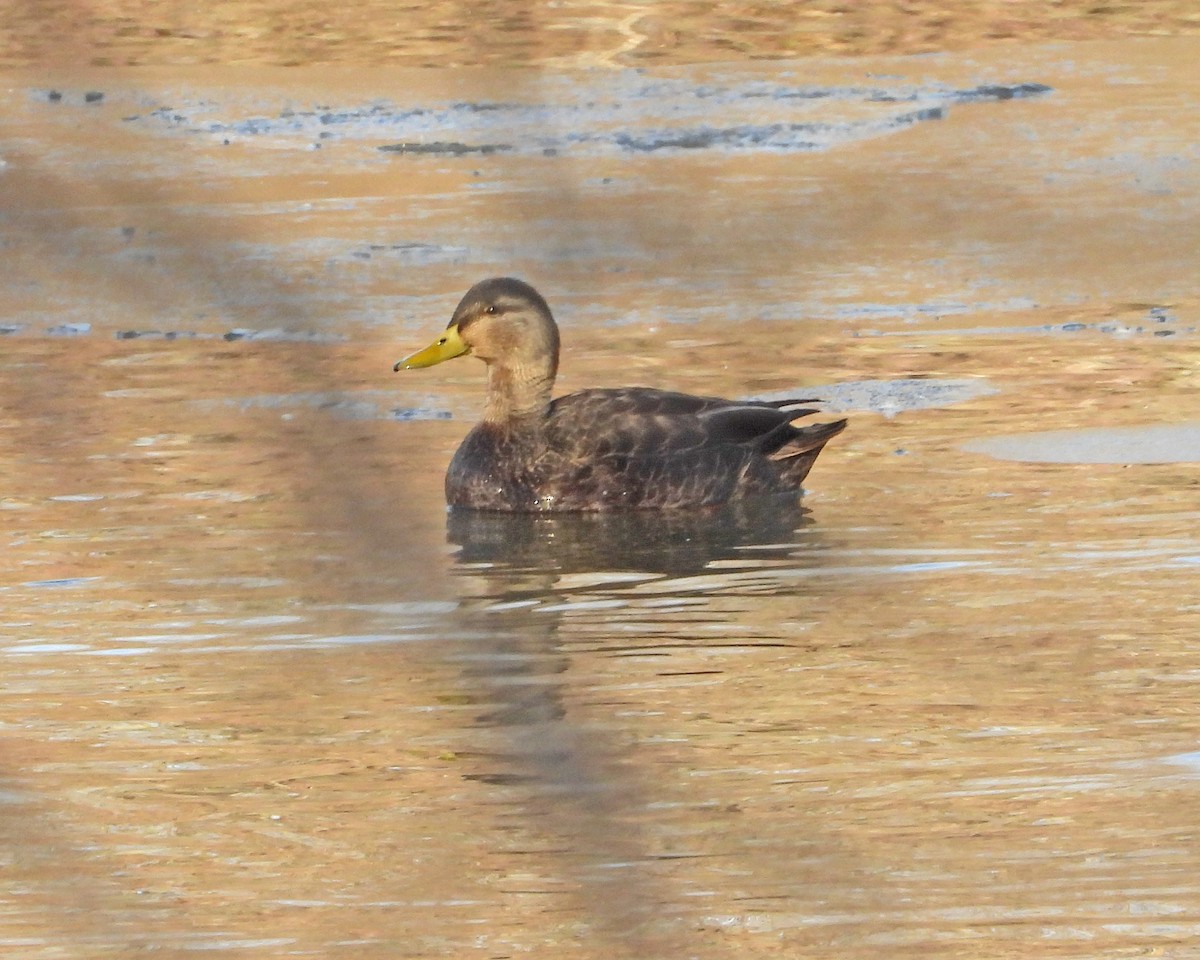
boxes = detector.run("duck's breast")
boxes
[445,423,544,510]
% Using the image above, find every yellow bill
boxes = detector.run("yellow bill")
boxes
[393,324,469,371]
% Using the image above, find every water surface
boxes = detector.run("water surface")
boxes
[2,37,1200,960]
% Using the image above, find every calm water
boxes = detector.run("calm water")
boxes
[2,39,1200,959]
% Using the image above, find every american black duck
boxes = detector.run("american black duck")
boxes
[394,277,846,511]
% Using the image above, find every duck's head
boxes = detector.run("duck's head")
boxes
[394,277,560,377]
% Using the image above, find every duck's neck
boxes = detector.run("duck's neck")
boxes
[482,361,554,425]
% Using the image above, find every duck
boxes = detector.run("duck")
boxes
[394,277,846,511]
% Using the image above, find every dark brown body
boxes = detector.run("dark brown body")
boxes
[446,386,846,511]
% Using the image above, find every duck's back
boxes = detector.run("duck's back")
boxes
[446,387,845,512]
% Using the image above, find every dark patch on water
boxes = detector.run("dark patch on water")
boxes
[950,82,1053,102]
[115,329,203,340]
[32,88,108,106]
[612,106,944,153]
[361,242,470,264]
[868,82,1052,104]
[46,322,91,337]
[389,407,454,421]
[220,327,346,343]
[108,328,343,342]
[378,141,512,156]
[123,74,1051,159]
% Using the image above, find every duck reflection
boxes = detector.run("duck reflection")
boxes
[441,497,827,937]
[445,495,819,755]
[449,494,813,577]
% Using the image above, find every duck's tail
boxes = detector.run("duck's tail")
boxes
[769,412,848,487]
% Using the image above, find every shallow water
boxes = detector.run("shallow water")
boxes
[2,37,1200,960]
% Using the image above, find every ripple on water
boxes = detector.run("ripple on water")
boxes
[19,576,103,588]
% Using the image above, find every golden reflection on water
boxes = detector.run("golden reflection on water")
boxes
[2,32,1200,960]
[7,0,1200,68]
[5,324,1199,956]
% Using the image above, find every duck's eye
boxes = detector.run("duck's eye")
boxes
[484,305,497,314]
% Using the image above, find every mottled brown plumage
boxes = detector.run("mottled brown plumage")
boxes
[395,277,846,511]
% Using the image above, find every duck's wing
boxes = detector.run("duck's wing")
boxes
[547,387,827,460]
[539,387,844,507]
